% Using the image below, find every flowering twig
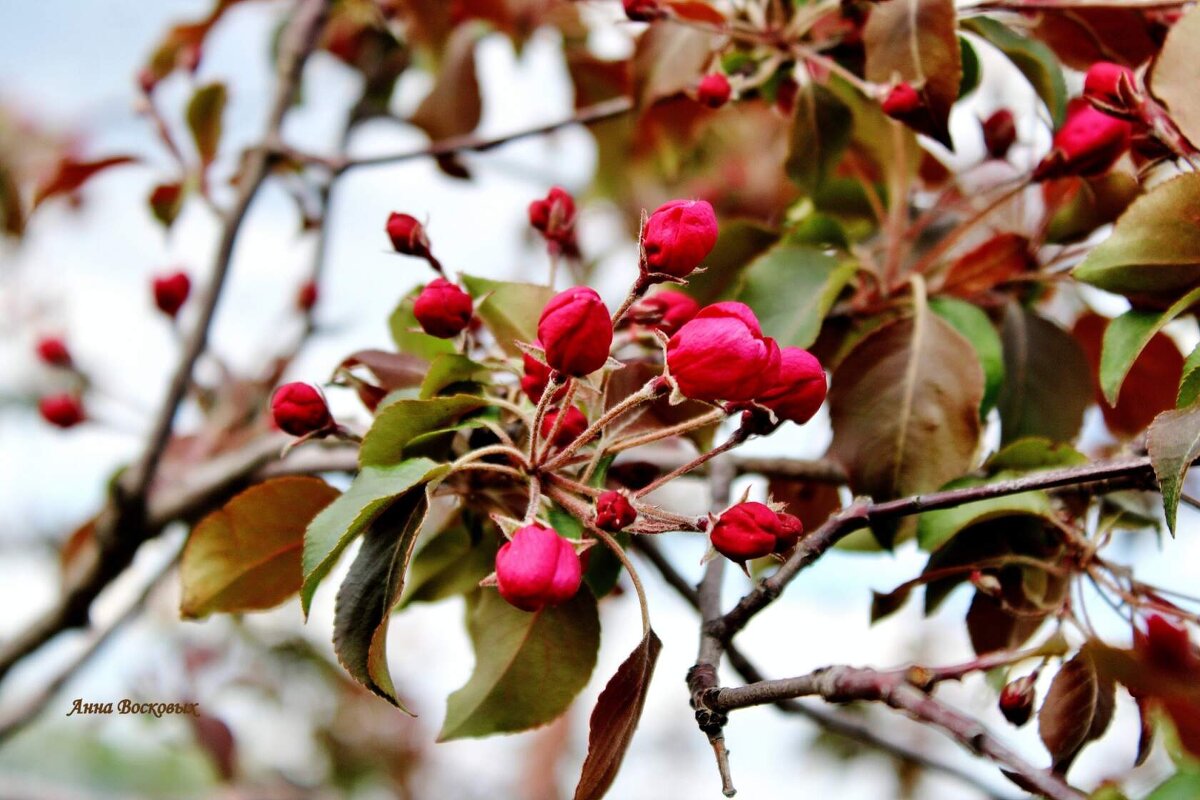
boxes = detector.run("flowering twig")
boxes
[541,380,665,471]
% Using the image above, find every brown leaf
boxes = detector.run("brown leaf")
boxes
[665,1,727,25]
[1150,6,1200,151]
[767,477,842,533]
[1029,9,1158,71]
[1039,652,1102,773]
[410,26,482,142]
[863,0,961,148]
[939,233,1033,298]
[186,83,227,168]
[60,518,99,591]
[340,350,430,392]
[573,629,662,800]
[33,155,137,207]
[631,21,716,109]
[190,712,237,781]
[1135,695,1155,767]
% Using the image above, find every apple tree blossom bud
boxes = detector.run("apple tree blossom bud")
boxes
[1138,614,1197,672]
[628,290,701,335]
[642,199,719,280]
[624,0,662,21]
[999,675,1037,727]
[296,280,318,312]
[710,502,803,563]
[528,186,577,248]
[757,347,827,425]
[35,336,72,368]
[153,271,191,318]
[1034,101,1132,180]
[667,301,781,402]
[1084,62,1138,112]
[537,287,613,377]
[595,491,637,531]
[881,82,921,119]
[413,278,473,338]
[540,406,587,448]
[270,382,334,437]
[696,73,732,109]
[386,212,432,258]
[39,394,85,428]
[495,524,583,611]
[982,109,1017,160]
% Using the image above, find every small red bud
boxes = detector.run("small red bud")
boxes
[35,336,72,368]
[1034,100,1132,180]
[642,199,719,280]
[413,278,474,338]
[756,347,826,425]
[696,73,732,109]
[270,382,334,437]
[39,394,85,428]
[1083,62,1138,111]
[627,290,700,335]
[710,502,803,563]
[495,524,583,611]
[540,406,588,448]
[152,271,191,318]
[881,82,922,119]
[385,212,432,258]
[970,569,1003,597]
[595,491,637,532]
[999,675,1037,727]
[536,287,613,377]
[296,280,318,312]
[982,109,1017,160]
[1138,614,1197,673]
[623,0,663,21]
[528,186,577,249]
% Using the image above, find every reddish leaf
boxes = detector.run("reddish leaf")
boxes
[665,1,727,25]
[340,350,429,392]
[631,21,715,109]
[573,629,662,800]
[410,26,481,142]
[768,477,842,533]
[939,233,1033,298]
[60,518,98,591]
[190,712,237,781]
[1039,652,1104,773]
[33,155,137,207]
[148,181,184,227]
[1029,9,1158,70]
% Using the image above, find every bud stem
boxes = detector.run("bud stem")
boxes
[633,426,751,499]
[590,525,651,637]
[527,371,564,463]
[605,407,725,456]
[540,380,663,471]
[536,379,578,465]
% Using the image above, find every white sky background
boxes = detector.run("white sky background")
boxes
[0,1,1197,798]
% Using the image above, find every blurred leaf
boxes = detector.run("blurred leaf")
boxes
[1147,772,1200,800]
[664,1,726,24]
[631,21,714,108]
[148,181,184,227]
[1179,344,1200,408]
[871,584,914,623]
[189,713,236,781]
[996,304,1090,445]
[339,349,429,392]
[440,589,600,740]
[787,83,853,195]
[0,158,23,237]
[182,477,339,618]
[863,0,961,148]
[963,18,1067,126]
[930,297,1004,416]
[461,274,554,357]
[360,395,488,467]
[573,629,662,800]
[389,295,458,361]
[333,488,429,709]
[738,244,855,350]
[186,83,226,167]
[1147,403,1200,536]
[985,438,1087,472]
[1073,173,1200,304]
[420,354,490,398]
[410,26,481,141]
[682,220,778,304]
[1039,651,1112,773]
[938,233,1032,299]
[301,459,447,614]
[1028,8,1158,70]
[958,36,980,99]
[1096,290,1196,406]
[917,476,1052,552]
[402,521,498,607]
[1150,6,1200,152]
[1044,174,1140,245]
[33,155,137,207]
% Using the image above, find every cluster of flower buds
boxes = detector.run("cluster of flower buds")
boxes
[710,501,804,563]
[494,524,583,612]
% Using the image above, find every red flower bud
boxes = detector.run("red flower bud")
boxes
[882,82,922,119]
[1034,101,1132,180]
[982,109,1017,160]
[710,502,803,563]
[1138,614,1197,673]
[1084,62,1137,110]
[495,524,583,611]
[642,199,719,279]
[623,0,662,21]
[385,212,432,258]
[999,675,1037,727]
[153,271,191,318]
[413,278,473,338]
[537,287,613,377]
[39,394,85,428]
[540,406,588,448]
[528,186,577,248]
[35,336,72,368]
[667,301,781,402]
[757,347,826,425]
[696,73,732,109]
[270,382,334,437]
[296,280,318,312]
[595,491,637,531]
[628,290,700,335]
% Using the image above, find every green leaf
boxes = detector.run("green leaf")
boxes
[963,18,1068,126]
[786,83,852,195]
[958,36,980,99]
[1147,771,1200,800]
[1180,344,1200,408]
[917,475,1052,551]
[301,458,446,614]
[1147,403,1200,536]
[682,220,779,304]
[389,296,457,361]
[737,244,854,349]
[1073,173,1200,303]
[181,477,340,618]
[186,83,226,167]
[930,297,1004,416]
[996,304,1091,445]
[439,589,600,740]
[401,521,498,607]
[461,274,554,357]
[420,354,490,399]
[1100,286,1200,405]
[332,488,429,709]
[985,438,1087,473]
[359,394,488,467]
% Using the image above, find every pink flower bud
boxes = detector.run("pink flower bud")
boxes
[757,347,826,425]
[595,491,637,531]
[39,394,85,428]
[881,82,921,119]
[540,406,588,448]
[296,280,318,312]
[628,290,700,335]
[710,502,803,563]
[35,336,72,368]
[982,109,1017,160]
[528,186,577,248]
[153,271,191,318]
[623,0,662,21]
[999,675,1037,727]
[413,278,473,338]
[385,212,432,257]
[537,287,613,377]
[495,524,583,611]
[666,301,781,402]
[696,73,732,109]
[1084,62,1137,110]
[1034,101,1132,180]
[642,199,719,279]
[270,382,334,437]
